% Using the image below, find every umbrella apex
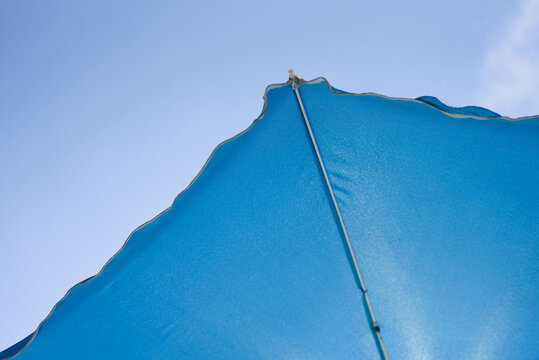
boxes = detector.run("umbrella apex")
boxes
[288,69,303,82]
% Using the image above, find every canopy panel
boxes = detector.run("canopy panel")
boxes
[299,79,539,358]
[4,78,539,359]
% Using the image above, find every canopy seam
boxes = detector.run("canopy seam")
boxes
[290,72,390,360]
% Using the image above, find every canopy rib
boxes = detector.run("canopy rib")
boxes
[290,73,390,360]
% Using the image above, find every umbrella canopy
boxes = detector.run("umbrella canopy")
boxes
[3,75,539,359]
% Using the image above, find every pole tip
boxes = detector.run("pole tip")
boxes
[288,69,303,82]
[288,69,295,79]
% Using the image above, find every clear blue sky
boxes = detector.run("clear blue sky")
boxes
[1,0,538,350]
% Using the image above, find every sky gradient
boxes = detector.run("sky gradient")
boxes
[1,0,538,350]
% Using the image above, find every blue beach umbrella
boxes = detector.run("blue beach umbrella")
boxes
[2,72,539,359]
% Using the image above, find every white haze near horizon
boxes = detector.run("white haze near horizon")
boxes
[1,0,538,352]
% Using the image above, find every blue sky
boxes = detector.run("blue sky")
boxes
[1,0,538,350]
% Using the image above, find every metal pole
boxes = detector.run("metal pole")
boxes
[289,70,389,360]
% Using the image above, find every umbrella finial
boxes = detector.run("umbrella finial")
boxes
[288,69,303,82]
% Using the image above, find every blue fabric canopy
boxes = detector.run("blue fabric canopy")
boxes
[3,77,538,359]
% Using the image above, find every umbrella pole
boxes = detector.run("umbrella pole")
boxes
[289,70,390,360]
